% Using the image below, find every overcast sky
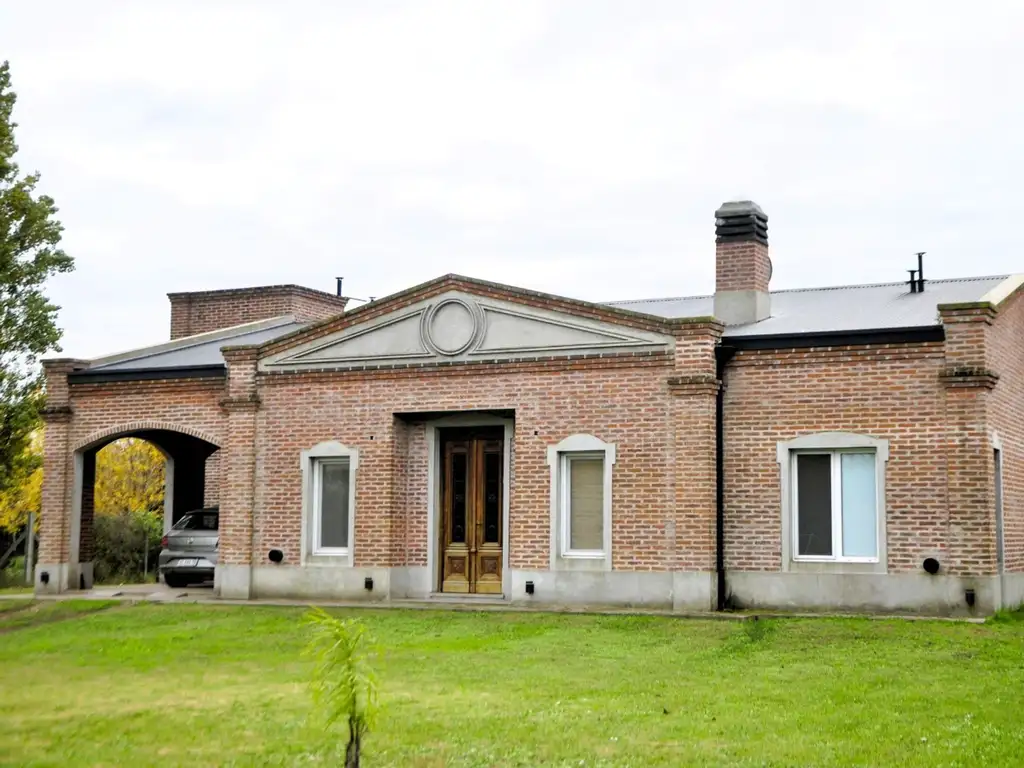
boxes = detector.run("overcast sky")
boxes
[2,1,1022,358]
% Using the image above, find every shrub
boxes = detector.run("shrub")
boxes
[93,510,162,583]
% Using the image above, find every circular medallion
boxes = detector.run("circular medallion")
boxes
[422,298,482,355]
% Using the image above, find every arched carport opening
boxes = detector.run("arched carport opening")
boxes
[72,426,220,589]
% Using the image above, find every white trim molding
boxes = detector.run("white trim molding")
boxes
[777,432,889,573]
[300,441,359,567]
[547,434,616,571]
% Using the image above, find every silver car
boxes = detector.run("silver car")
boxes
[159,507,218,588]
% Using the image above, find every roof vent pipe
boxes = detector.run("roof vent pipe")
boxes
[907,252,926,294]
[335,276,344,297]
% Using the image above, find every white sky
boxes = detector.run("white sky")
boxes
[1,1,1022,357]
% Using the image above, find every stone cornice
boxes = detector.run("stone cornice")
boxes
[40,405,73,423]
[939,366,1000,389]
[220,395,261,412]
[667,374,721,395]
[938,303,997,325]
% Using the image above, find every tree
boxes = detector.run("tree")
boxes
[0,429,40,534]
[0,59,75,492]
[1,436,165,578]
[94,438,165,517]
[305,608,379,768]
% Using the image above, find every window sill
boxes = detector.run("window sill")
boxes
[560,551,606,560]
[306,552,353,567]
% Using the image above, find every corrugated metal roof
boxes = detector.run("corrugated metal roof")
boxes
[607,276,1008,336]
[79,274,1011,375]
[87,321,307,371]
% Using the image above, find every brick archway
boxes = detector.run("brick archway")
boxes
[75,421,222,453]
[67,423,223,590]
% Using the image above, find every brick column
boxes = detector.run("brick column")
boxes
[939,304,999,606]
[667,318,723,610]
[36,359,86,593]
[217,346,260,599]
[78,449,97,580]
[389,418,410,569]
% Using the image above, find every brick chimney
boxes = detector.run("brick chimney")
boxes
[713,200,771,326]
[168,285,349,339]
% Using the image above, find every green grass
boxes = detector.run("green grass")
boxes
[0,585,32,595]
[1,605,1023,767]
[0,599,118,632]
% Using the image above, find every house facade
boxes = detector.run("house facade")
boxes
[35,201,1024,615]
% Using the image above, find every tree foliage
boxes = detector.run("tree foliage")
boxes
[0,429,40,533]
[305,608,379,768]
[94,438,165,517]
[0,436,165,535]
[0,59,75,492]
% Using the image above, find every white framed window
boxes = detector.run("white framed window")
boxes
[561,452,606,557]
[301,441,358,563]
[792,450,877,561]
[547,434,615,568]
[312,457,352,555]
[778,432,888,569]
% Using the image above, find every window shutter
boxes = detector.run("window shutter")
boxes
[569,457,604,551]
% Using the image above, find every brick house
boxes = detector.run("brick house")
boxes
[35,201,1024,615]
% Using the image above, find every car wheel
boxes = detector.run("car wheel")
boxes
[164,574,188,589]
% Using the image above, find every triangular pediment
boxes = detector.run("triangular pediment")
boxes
[260,288,670,372]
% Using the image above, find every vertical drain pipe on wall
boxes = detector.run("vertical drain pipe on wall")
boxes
[714,345,737,611]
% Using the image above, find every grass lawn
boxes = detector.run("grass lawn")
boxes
[0,585,32,595]
[1,603,1023,766]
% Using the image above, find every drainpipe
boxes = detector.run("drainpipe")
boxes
[714,345,737,611]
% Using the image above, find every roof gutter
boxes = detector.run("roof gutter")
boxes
[68,365,226,384]
[726,325,943,350]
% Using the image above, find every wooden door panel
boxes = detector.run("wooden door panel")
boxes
[442,551,471,593]
[440,428,504,594]
[474,442,503,594]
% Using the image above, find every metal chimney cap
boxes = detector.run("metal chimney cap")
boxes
[715,200,767,220]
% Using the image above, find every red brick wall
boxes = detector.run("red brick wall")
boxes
[721,342,961,573]
[64,381,226,453]
[204,452,222,507]
[716,241,771,294]
[169,286,348,339]
[252,355,692,572]
[38,378,226,566]
[986,289,1024,572]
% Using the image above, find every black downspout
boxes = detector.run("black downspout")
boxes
[714,345,737,611]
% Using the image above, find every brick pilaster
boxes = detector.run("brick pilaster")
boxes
[939,303,999,576]
[37,359,86,591]
[219,347,260,595]
[668,320,722,583]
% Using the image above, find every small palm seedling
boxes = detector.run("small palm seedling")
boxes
[305,607,379,768]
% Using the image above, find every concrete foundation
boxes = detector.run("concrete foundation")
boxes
[33,561,93,593]
[238,565,718,609]
[509,569,715,611]
[35,562,72,593]
[997,573,1024,611]
[250,566,434,600]
[726,571,1001,616]
[251,565,391,601]
[215,564,252,600]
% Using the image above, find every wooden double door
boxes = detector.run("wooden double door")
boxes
[439,427,504,594]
